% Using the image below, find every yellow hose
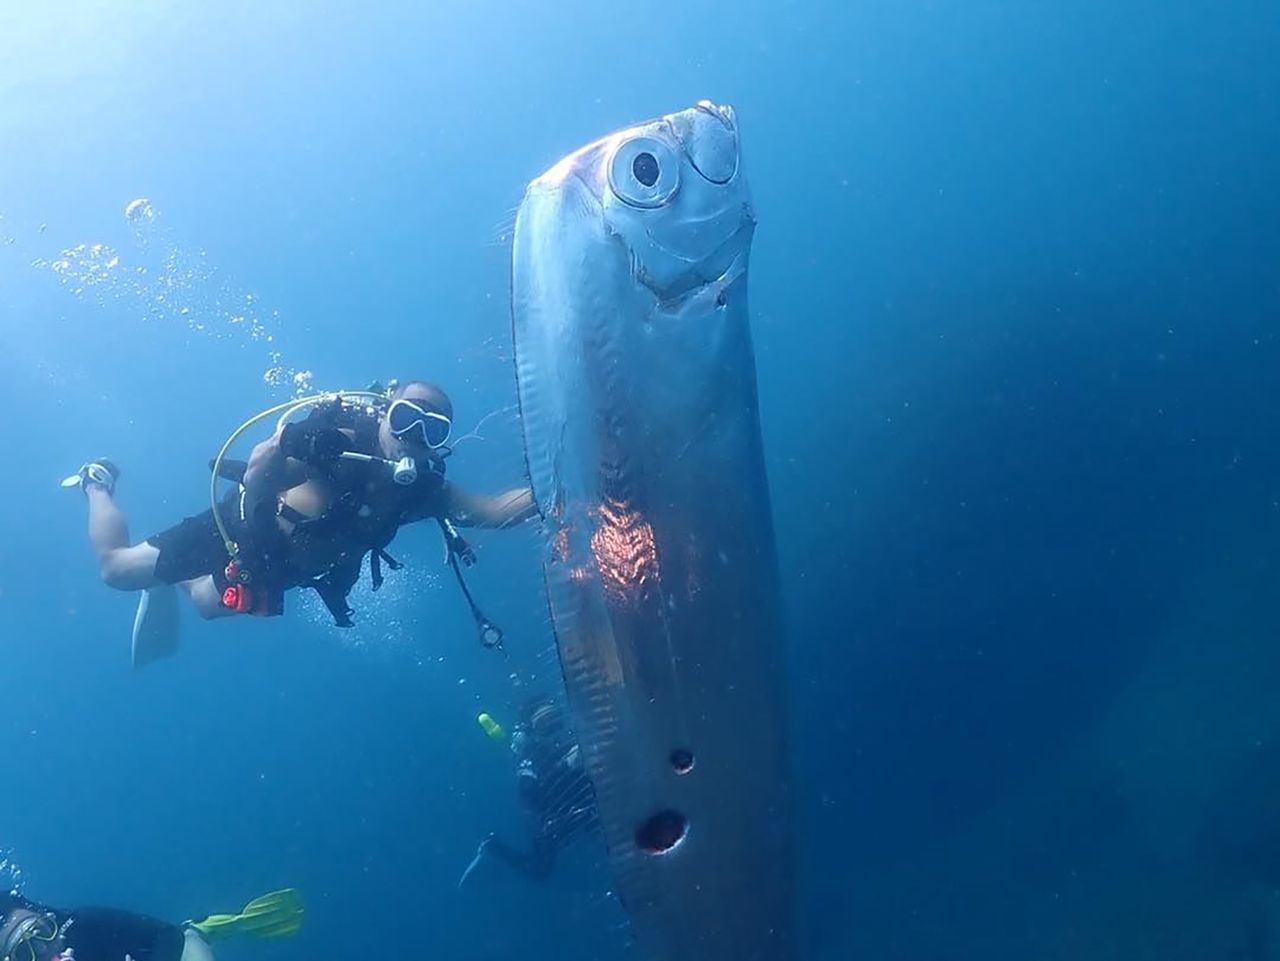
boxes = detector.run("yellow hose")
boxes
[209,391,388,554]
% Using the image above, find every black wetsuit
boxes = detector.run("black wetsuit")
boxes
[486,703,599,881]
[1,895,185,961]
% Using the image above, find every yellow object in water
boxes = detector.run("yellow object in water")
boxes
[187,888,305,940]
[478,712,505,741]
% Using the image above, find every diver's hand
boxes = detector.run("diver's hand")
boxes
[279,422,350,464]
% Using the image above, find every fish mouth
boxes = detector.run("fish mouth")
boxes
[632,222,752,306]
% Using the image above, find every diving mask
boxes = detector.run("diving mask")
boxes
[387,399,451,449]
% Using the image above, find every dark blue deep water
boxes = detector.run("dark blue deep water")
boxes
[2,3,1279,959]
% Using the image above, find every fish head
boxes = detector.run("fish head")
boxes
[533,100,754,301]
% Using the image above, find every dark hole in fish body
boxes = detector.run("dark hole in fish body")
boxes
[633,151,660,187]
[636,809,688,853]
[715,290,727,308]
[670,747,695,774]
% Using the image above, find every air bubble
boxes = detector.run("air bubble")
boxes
[124,198,154,222]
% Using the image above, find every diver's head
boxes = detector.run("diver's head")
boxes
[0,908,62,961]
[379,380,453,461]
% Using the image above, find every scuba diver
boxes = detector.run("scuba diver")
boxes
[0,887,302,961]
[459,695,599,886]
[64,379,536,665]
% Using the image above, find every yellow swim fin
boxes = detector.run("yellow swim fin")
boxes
[187,888,305,941]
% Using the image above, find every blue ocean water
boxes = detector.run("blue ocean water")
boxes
[2,2,1279,959]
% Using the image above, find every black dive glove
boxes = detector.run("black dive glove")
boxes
[279,420,350,464]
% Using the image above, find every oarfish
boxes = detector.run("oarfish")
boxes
[511,100,797,961]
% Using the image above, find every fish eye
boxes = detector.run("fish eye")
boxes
[609,136,679,208]
[632,152,659,187]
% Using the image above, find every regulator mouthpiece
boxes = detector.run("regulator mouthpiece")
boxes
[392,457,418,485]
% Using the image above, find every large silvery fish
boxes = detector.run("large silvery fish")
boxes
[511,101,797,961]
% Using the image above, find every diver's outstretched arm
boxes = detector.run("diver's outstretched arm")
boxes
[442,483,536,529]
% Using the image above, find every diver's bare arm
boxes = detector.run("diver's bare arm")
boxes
[442,483,537,529]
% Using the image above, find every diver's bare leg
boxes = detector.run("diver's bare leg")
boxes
[181,576,238,620]
[86,484,129,553]
[86,486,161,589]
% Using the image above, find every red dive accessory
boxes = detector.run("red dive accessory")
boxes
[220,556,283,616]
[221,557,253,613]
